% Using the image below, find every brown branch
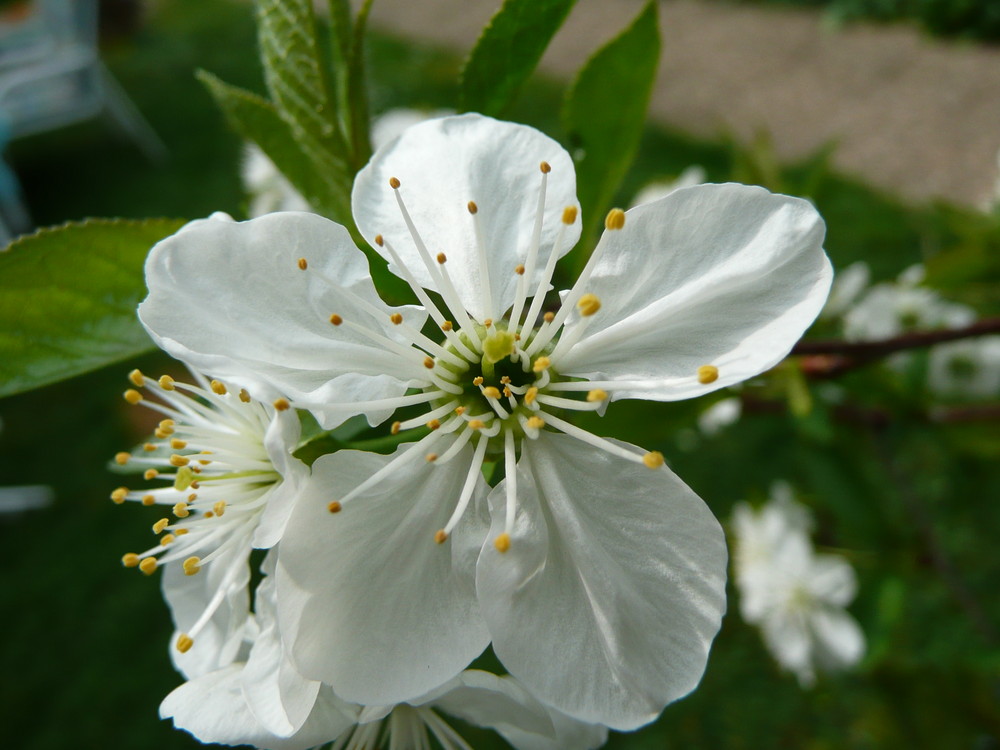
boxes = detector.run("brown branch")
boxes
[793,318,1000,357]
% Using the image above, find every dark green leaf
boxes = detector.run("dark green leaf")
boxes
[562,0,660,254]
[0,218,186,399]
[460,0,577,116]
[255,0,351,194]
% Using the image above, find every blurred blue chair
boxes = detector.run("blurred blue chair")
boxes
[0,0,166,160]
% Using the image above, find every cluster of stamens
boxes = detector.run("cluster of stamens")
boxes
[111,368,282,652]
[294,161,721,553]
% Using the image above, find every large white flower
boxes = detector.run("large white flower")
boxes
[112,366,306,665]
[732,484,865,687]
[139,114,832,729]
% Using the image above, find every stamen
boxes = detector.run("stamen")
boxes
[642,451,665,469]
[124,389,143,405]
[536,393,604,411]
[139,557,158,575]
[159,375,176,390]
[577,293,601,317]
[502,429,517,539]
[210,380,227,395]
[297,258,308,270]
[468,200,495,322]
[122,553,140,568]
[111,487,128,504]
[519,207,575,337]
[434,529,448,544]
[494,533,511,553]
[538,411,654,467]
[440,436,489,537]
[328,501,342,513]
[330,314,343,326]
[129,369,145,387]
[587,389,608,402]
[390,313,403,325]
[176,634,194,653]
[532,357,550,373]
[183,556,201,576]
[697,365,720,384]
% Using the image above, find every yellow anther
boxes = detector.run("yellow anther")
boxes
[532,357,551,373]
[587,389,608,402]
[144,469,158,480]
[468,420,485,430]
[159,419,175,432]
[494,533,511,553]
[204,511,214,519]
[454,406,466,415]
[139,557,158,576]
[425,453,438,462]
[213,501,226,517]
[173,502,190,518]
[526,416,545,430]
[143,443,156,452]
[297,257,308,270]
[176,634,194,653]
[169,454,190,467]
[427,419,441,430]
[273,398,290,411]
[183,556,201,576]
[239,388,251,403]
[124,389,143,405]
[422,356,435,370]
[473,376,484,386]
[540,160,552,174]
[577,293,601,317]
[514,333,521,340]
[391,421,401,435]
[604,208,626,230]
[160,534,176,546]
[374,234,384,247]
[191,466,202,474]
[515,264,525,275]
[111,487,128,504]
[176,528,189,536]
[543,311,555,323]
[389,176,401,189]
[153,518,170,534]
[524,387,538,404]
[697,365,719,385]
[484,318,493,328]
[210,379,227,395]
[500,376,511,384]
[141,494,155,506]
[642,451,665,469]
[562,206,578,225]
[128,369,145,387]
[158,375,176,390]
[190,481,200,490]
[154,429,168,439]
[436,252,447,264]
[503,386,512,398]
[327,501,342,514]
[467,201,478,215]
[121,553,140,568]
[482,386,501,399]
[434,529,448,544]
[441,320,453,332]
[170,439,187,449]
[390,313,403,325]
[330,314,343,326]
[114,452,131,466]
[188,493,198,502]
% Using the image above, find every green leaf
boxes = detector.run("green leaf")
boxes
[255,0,352,196]
[198,71,350,223]
[460,0,577,116]
[562,0,660,254]
[0,218,186,399]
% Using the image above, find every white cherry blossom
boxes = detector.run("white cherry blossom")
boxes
[139,113,832,729]
[732,484,865,687]
[111,366,305,665]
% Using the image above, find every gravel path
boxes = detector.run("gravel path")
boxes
[365,0,1000,208]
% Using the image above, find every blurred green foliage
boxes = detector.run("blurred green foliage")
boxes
[1,1,998,749]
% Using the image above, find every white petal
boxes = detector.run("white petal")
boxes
[139,212,426,429]
[162,536,252,680]
[276,444,491,705]
[353,114,580,320]
[476,432,728,730]
[161,667,354,750]
[253,410,308,549]
[760,610,815,687]
[556,184,832,400]
[241,565,321,738]
[810,607,866,671]
[807,553,858,608]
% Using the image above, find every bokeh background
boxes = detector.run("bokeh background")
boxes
[1,0,998,748]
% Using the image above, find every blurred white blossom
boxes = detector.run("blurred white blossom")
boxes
[732,483,865,687]
[630,165,706,207]
[242,144,312,218]
[928,336,1000,399]
[697,396,742,436]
